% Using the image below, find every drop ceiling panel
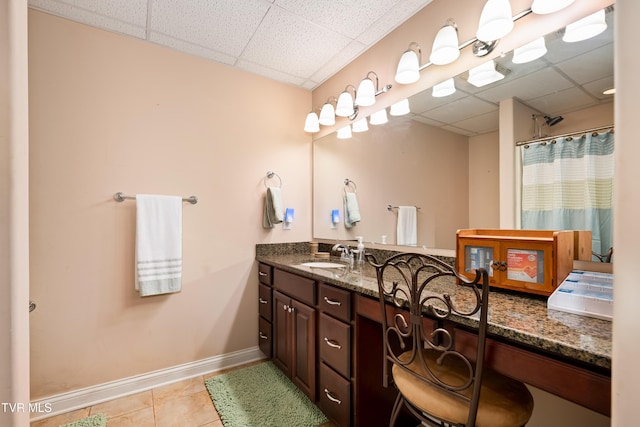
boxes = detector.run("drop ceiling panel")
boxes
[475,67,575,104]
[29,0,148,38]
[554,44,614,85]
[149,0,270,58]
[526,86,598,116]
[419,96,496,124]
[275,0,401,39]
[241,6,353,78]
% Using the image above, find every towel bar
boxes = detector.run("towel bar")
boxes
[387,204,420,211]
[114,192,198,204]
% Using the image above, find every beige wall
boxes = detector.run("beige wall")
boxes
[613,1,640,425]
[1,1,31,426]
[28,10,311,399]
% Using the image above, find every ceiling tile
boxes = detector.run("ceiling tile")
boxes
[420,96,496,124]
[148,32,237,65]
[29,0,147,38]
[309,40,368,85]
[526,87,597,116]
[275,0,400,39]
[555,44,614,85]
[149,0,270,57]
[241,6,352,78]
[357,0,432,46]
[236,60,307,87]
[475,67,573,104]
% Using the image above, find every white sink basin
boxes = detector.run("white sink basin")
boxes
[300,262,346,269]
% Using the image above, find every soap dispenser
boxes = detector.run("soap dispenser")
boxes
[355,236,365,265]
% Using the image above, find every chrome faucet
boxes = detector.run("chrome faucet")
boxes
[331,243,353,263]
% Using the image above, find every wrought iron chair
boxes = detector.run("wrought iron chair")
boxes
[592,247,613,263]
[365,252,534,427]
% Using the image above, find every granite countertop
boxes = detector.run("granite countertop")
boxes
[256,251,612,371]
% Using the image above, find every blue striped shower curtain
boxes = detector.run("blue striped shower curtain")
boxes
[520,131,614,257]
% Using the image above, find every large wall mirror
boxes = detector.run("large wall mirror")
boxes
[313,7,614,252]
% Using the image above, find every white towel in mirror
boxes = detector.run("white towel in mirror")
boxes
[397,206,417,246]
[344,192,361,228]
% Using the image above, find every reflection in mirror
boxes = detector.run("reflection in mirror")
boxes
[313,7,614,251]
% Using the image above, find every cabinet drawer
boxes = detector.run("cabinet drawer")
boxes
[258,263,272,286]
[319,283,351,322]
[258,316,272,358]
[258,283,272,321]
[274,269,316,306]
[319,313,351,378]
[319,362,351,427]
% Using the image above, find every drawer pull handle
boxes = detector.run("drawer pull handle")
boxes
[324,388,342,405]
[259,298,268,304]
[258,271,268,277]
[259,332,268,340]
[324,337,342,349]
[323,296,342,306]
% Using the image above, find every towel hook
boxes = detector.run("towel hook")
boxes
[344,179,357,194]
[264,171,282,189]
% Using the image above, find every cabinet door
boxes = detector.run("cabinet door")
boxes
[501,242,553,293]
[272,290,292,376]
[457,238,500,283]
[291,299,317,401]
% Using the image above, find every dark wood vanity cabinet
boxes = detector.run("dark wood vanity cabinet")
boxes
[272,270,317,401]
[257,264,273,358]
[317,283,353,427]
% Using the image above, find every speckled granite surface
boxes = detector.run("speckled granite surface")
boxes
[255,243,611,371]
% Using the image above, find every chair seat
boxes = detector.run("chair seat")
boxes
[392,349,534,427]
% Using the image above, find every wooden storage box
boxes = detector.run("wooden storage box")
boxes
[456,229,591,297]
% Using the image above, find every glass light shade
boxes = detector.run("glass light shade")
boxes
[563,9,607,43]
[336,125,352,139]
[395,50,420,84]
[352,118,369,132]
[467,60,505,87]
[303,112,319,133]
[432,78,456,98]
[476,0,514,42]
[355,78,376,107]
[318,102,335,126]
[369,109,388,125]
[531,0,575,14]
[335,91,355,117]
[429,25,460,65]
[512,37,547,64]
[390,99,410,116]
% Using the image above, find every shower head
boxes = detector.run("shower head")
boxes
[544,115,564,126]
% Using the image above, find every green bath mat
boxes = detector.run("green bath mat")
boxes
[205,361,328,427]
[59,413,107,427]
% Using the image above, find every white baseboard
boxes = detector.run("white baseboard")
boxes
[30,346,265,421]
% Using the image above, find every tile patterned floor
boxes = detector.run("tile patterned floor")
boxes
[30,361,334,427]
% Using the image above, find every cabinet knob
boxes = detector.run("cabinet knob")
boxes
[259,298,268,304]
[323,388,342,405]
[283,304,289,311]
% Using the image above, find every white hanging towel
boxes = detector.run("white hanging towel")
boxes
[263,186,284,228]
[397,206,417,246]
[135,194,183,296]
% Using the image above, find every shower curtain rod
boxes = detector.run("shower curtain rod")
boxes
[515,124,614,147]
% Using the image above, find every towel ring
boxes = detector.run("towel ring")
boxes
[264,171,282,189]
[344,179,357,194]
